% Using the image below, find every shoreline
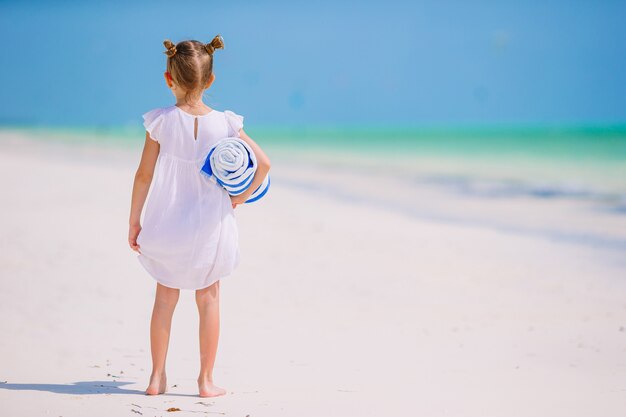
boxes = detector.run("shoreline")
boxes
[2,126,625,192]
[2,130,625,253]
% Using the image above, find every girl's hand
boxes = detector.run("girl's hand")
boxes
[129,223,142,253]
[230,194,247,209]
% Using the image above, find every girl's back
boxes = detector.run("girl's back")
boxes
[136,105,245,290]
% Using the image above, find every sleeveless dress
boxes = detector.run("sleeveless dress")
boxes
[136,105,242,290]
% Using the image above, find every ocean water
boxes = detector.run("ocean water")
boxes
[263,125,626,210]
[3,123,626,210]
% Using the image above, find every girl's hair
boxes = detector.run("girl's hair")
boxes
[162,35,225,105]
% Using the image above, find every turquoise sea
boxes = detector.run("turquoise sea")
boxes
[5,123,626,200]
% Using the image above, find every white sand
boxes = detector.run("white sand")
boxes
[1,130,625,416]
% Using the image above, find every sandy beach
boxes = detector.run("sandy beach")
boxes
[1,129,626,416]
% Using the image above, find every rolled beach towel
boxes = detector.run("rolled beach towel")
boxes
[200,137,270,203]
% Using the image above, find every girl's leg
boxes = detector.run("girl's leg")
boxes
[196,280,227,397]
[146,282,180,395]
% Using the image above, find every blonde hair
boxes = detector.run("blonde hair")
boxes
[162,35,225,105]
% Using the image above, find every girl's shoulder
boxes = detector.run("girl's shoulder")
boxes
[223,109,245,137]
[141,106,178,143]
[142,105,178,124]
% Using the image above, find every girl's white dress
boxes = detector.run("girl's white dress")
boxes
[136,105,243,290]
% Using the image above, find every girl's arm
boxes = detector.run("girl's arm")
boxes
[128,133,160,252]
[231,128,271,207]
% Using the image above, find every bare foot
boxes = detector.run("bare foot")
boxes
[145,372,167,395]
[198,376,226,398]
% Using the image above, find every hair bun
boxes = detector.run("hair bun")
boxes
[163,39,177,57]
[205,34,225,55]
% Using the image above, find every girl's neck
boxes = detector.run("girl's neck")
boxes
[173,88,207,107]
[175,99,205,108]
[174,98,212,113]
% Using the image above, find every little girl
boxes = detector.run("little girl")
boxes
[128,35,271,397]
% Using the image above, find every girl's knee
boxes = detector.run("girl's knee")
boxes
[156,283,180,307]
[195,281,220,306]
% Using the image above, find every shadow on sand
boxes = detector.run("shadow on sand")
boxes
[0,380,144,395]
[0,380,200,397]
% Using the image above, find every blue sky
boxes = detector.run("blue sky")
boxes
[1,1,625,128]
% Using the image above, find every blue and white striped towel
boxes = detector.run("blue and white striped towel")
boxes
[200,137,270,203]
